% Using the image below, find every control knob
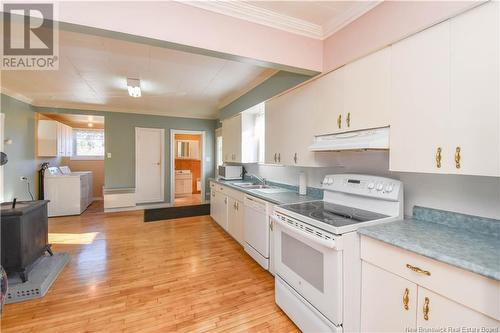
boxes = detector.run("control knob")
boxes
[376,183,384,191]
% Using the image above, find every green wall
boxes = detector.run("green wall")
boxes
[2,94,217,203]
[218,71,314,120]
[1,95,60,201]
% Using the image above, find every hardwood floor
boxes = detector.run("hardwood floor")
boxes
[174,194,203,207]
[1,207,298,333]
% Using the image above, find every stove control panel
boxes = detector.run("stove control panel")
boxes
[321,174,402,201]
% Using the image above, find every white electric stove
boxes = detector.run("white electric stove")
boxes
[272,174,403,333]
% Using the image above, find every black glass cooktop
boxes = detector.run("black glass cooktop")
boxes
[280,201,389,228]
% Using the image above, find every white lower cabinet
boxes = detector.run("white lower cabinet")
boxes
[210,182,245,246]
[227,197,244,246]
[417,287,500,329]
[361,262,417,332]
[360,236,500,332]
[210,188,228,231]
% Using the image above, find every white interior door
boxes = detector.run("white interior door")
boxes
[135,127,164,203]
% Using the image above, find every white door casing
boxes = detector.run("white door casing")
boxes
[169,129,205,205]
[135,127,165,203]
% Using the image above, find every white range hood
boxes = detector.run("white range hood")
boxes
[309,127,389,152]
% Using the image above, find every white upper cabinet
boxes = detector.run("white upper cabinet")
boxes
[222,114,242,163]
[344,47,391,132]
[448,1,499,177]
[222,106,263,164]
[313,67,344,136]
[390,2,499,177]
[265,80,319,166]
[38,119,73,157]
[390,21,451,174]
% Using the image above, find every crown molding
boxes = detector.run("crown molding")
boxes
[323,1,383,39]
[179,1,382,40]
[179,0,323,39]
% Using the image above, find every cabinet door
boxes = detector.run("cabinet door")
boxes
[313,67,344,136]
[361,262,417,332]
[417,287,500,329]
[449,1,499,176]
[344,47,391,132]
[265,98,286,164]
[214,192,228,231]
[390,21,451,174]
[210,189,217,220]
[65,125,73,157]
[227,198,244,246]
[222,115,242,163]
[37,120,58,156]
[57,122,64,157]
[266,79,318,166]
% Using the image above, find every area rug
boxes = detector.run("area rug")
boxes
[144,203,211,222]
[5,252,70,304]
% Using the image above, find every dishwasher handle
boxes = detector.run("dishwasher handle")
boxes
[244,195,267,212]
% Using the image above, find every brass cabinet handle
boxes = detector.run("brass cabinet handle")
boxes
[294,153,298,164]
[236,202,239,210]
[274,153,277,163]
[278,153,281,163]
[455,146,461,169]
[406,264,431,276]
[269,220,273,231]
[337,114,342,129]
[224,197,227,204]
[403,288,410,310]
[435,147,442,168]
[423,297,430,320]
[346,112,351,127]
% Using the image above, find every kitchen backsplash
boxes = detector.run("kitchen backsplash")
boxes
[242,151,500,220]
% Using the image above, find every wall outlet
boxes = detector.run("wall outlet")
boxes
[107,153,112,158]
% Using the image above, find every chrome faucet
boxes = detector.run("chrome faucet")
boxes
[249,174,266,185]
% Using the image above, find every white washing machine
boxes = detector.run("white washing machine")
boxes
[44,166,93,217]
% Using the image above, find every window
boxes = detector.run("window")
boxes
[254,106,265,163]
[215,128,223,169]
[72,128,105,160]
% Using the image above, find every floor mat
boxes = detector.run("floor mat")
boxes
[6,252,70,304]
[144,203,210,222]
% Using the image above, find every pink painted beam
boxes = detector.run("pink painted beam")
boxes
[58,1,323,73]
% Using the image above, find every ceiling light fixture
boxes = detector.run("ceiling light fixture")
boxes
[127,78,141,98]
[88,123,94,128]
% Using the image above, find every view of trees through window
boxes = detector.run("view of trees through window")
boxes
[74,129,105,156]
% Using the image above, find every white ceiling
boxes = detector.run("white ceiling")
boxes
[1,30,277,119]
[184,1,381,39]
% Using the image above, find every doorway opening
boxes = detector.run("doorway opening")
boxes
[38,113,105,214]
[170,130,205,207]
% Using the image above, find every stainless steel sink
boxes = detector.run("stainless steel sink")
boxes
[231,182,271,189]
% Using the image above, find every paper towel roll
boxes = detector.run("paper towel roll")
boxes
[299,172,307,195]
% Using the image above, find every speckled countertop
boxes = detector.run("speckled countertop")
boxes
[358,206,500,281]
[209,178,321,205]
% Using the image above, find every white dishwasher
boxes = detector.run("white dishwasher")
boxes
[244,195,270,270]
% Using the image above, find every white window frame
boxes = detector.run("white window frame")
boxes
[71,128,105,161]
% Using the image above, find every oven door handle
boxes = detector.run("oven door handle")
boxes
[271,215,339,250]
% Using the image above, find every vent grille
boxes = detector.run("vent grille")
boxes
[277,214,334,241]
